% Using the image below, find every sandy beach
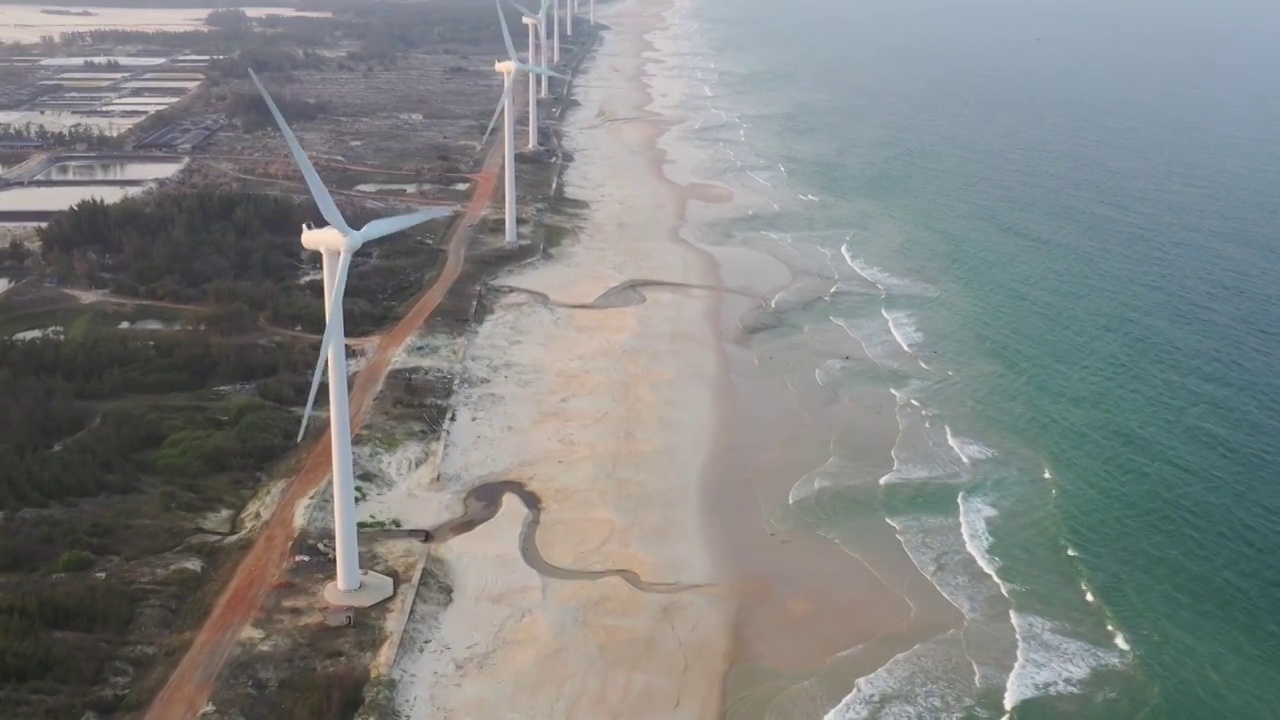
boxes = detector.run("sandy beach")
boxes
[385,0,737,717]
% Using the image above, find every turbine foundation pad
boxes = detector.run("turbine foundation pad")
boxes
[323,570,395,608]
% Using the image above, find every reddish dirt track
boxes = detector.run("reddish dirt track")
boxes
[142,141,504,720]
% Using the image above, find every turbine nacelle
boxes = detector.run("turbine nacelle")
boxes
[249,67,453,442]
[495,59,518,74]
[301,223,358,253]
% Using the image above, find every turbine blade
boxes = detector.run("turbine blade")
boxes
[505,0,535,17]
[296,252,354,443]
[496,0,519,61]
[522,63,567,79]
[481,86,507,147]
[359,207,455,242]
[248,69,350,233]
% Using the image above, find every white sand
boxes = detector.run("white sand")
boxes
[389,0,734,716]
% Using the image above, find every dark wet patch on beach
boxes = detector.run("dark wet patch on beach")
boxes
[426,479,706,594]
[490,277,753,309]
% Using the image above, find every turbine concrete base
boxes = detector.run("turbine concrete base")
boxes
[323,570,395,608]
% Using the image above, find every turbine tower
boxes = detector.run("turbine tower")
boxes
[249,69,453,607]
[484,0,563,247]
[522,15,540,148]
[537,0,550,97]
[551,0,561,64]
[511,0,551,146]
[589,0,595,24]
[566,0,574,37]
[513,0,552,98]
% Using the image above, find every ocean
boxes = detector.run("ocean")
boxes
[644,0,1280,717]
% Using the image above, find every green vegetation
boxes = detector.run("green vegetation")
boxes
[272,665,369,720]
[356,517,402,531]
[0,1,485,711]
[0,122,115,151]
[0,334,308,509]
[0,581,133,688]
[38,190,442,337]
[222,83,328,132]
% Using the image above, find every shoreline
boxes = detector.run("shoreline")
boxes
[387,0,737,717]
[632,0,925,714]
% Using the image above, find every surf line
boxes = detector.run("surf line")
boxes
[487,278,753,310]
[426,480,709,595]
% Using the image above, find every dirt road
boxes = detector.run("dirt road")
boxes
[142,141,504,720]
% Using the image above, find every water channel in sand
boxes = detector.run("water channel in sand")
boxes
[426,481,708,594]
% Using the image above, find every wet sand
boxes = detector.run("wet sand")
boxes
[387,0,928,715]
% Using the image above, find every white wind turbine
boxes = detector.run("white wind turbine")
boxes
[551,0,561,64]
[566,0,574,37]
[588,0,595,24]
[249,69,453,607]
[511,0,552,99]
[510,0,551,146]
[483,0,564,248]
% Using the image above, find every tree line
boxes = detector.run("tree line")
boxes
[39,190,442,336]
[0,332,312,509]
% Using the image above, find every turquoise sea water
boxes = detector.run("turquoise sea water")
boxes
[660,0,1280,716]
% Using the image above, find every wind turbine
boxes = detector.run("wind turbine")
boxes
[566,0,574,37]
[511,0,551,98]
[484,0,564,248]
[510,0,550,146]
[588,0,595,24]
[551,0,561,64]
[248,69,453,607]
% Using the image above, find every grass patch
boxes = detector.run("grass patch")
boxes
[542,221,573,249]
[356,517,402,531]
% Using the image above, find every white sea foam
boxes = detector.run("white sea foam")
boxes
[814,358,854,389]
[1003,612,1128,713]
[840,246,939,298]
[830,315,888,369]
[958,492,1012,598]
[788,455,877,504]
[828,280,887,298]
[788,456,837,504]
[882,308,922,354]
[945,425,999,465]
[888,379,933,405]
[1109,624,1132,652]
[823,630,979,719]
[881,403,967,485]
[886,513,1007,621]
